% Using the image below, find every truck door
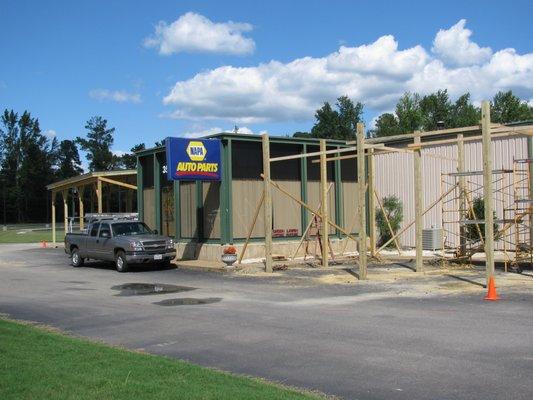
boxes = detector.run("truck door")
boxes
[85,223,100,258]
[95,223,113,260]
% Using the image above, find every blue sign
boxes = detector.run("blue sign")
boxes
[165,137,222,181]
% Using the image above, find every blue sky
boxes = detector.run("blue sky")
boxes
[1,0,532,162]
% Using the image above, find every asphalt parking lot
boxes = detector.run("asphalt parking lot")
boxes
[1,243,532,400]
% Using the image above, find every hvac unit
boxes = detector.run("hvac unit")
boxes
[422,228,443,251]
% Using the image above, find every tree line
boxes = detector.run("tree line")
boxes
[295,90,533,139]
[0,111,147,223]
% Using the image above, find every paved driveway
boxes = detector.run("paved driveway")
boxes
[1,244,532,400]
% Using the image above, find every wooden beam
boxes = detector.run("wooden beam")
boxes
[262,134,273,273]
[482,100,495,286]
[457,134,467,257]
[269,143,384,163]
[96,178,103,213]
[414,131,423,272]
[368,149,376,256]
[51,191,56,244]
[320,139,329,268]
[238,191,265,264]
[78,186,85,231]
[357,123,367,279]
[62,189,68,234]
[98,176,138,190]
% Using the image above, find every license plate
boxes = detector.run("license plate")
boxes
[154,254,163,260]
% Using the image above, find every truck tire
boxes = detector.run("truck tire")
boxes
[115,250,129,273]
[71,248,84,267]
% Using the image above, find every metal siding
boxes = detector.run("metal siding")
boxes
[374,136,528,248]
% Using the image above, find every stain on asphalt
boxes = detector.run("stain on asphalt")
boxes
[111,283,196,296]
[153,297,222,306]
[64,287,97,291]
[61,281,89,284]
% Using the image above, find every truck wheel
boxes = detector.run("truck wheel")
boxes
[115,250,129,273]
[71,248,84,267]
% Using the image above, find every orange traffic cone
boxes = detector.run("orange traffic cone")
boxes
[484,276,500,301]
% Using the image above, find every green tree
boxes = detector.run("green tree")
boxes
[120,143,145,169]
[372,113,400,137]
[55,140,83,179]
[310,96,364,139]
[0,109,56,222]
[449,93,480,127]
[395,92,422,133]
[76,116,118,171]
[292,131,310,138]
[491,90,533,123]
[419,89,452,130]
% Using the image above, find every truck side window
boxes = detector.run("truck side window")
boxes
[99,223,111,238]
[90,223,100,237]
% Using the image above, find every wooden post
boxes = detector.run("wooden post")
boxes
[368,148,377,256]
[78,186,85,232]
[357,123,367,279]
[62,190,68,234]
[96,178,103,213]
[51,191,56,244]
[457,134,467,257]
[414,130,423,272]
[319,139,329,268]
[262,134,273,273]
[481,100,495,286]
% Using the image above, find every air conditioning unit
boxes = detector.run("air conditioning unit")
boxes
[422,228,443,251]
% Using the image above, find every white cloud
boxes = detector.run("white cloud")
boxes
[144,12,255,55]
[89,89,141,104]
[180,125,263,138]
[44,129,57,138]
[162,19,533,123]
[432,19,492,66]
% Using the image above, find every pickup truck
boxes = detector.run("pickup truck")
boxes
[64,220,176,272]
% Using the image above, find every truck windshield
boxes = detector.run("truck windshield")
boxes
[112,222,152,237]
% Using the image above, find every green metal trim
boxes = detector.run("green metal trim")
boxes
[173,180,180,240]
[153,153,162,232]
[300,144,308,235]
[196,180,203,241]
[136,156,144,221]
[334,146,343,238]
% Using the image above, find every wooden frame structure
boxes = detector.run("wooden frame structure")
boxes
[254,102,533,286]
[46,170,137,244]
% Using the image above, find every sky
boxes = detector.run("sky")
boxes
[1,0,532,163]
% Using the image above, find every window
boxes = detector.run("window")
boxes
[89,223,100,237]
[99,223,111,237]
[112,222,152,236]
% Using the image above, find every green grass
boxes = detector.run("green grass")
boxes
[0,229,65,243]
[0,318,321,400]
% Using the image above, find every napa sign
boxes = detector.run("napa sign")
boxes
[165,137,221,181]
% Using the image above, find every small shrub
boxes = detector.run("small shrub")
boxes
[376,195,403,247]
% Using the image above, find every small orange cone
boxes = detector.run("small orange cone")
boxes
[484,276,500,301]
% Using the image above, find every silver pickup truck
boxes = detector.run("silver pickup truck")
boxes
[64,220,176,272]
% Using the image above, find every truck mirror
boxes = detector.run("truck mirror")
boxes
[101,231,110,238]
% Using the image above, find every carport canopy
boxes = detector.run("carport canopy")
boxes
[46,170,137,243]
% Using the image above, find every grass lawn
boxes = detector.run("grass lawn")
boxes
[0,318,321,400]
[0,229,65,243]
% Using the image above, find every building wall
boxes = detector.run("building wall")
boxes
[374,135,528,249]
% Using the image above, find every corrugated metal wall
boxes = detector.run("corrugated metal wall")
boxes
[374,135,528,249]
